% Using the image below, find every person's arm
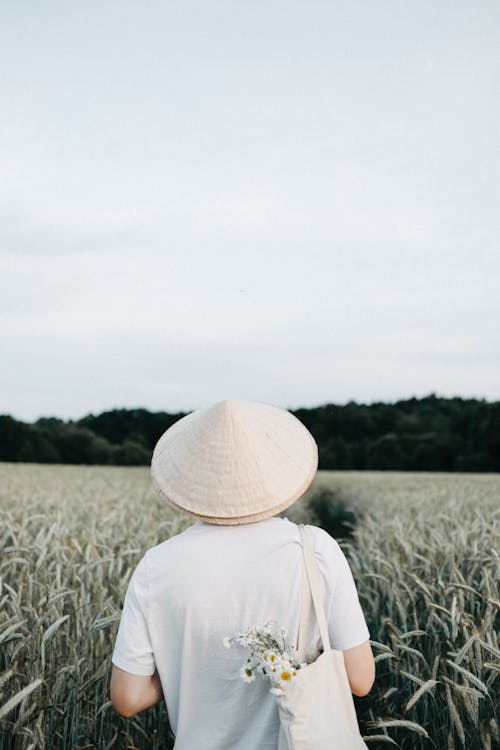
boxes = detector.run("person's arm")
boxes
[110,555,160,716]
[342,640,375,697]
[110,665,164,717]
[312,528,376,696]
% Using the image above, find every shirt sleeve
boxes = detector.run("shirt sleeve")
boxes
[111,554,156,676]
[312,527,371,651]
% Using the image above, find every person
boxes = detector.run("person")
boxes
[110,399,375,749]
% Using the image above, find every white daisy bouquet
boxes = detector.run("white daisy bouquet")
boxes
[223,620,307,696]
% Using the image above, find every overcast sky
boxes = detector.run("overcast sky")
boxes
[1,1,499,421]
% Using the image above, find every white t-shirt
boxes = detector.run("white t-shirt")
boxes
[112,516,370,750]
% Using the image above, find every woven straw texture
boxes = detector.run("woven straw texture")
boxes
[150,399,318,525]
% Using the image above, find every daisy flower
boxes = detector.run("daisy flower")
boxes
[226,621,306,695]
[263,650,279,664]
[240,665,256,683]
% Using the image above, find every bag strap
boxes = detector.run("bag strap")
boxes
[296,524,331,653]
[296,542,311,657]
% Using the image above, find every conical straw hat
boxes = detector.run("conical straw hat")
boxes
[150,399,318,525]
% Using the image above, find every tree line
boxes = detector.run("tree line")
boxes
[1,394,499,471]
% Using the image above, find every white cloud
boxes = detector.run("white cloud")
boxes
[1,0,499,419]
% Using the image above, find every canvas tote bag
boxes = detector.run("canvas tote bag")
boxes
[276,524,368,750]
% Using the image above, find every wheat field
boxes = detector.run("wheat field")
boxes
[0,463,498,749]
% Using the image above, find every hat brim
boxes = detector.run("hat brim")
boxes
[151,442,318,525]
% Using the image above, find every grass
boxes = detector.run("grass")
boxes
[0,464,498,749]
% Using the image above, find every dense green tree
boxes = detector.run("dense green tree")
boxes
[0,415,34,461]
[78,408,187,448]
[366,433,404,470]
[50,425,114,465]
[113,440,150,466]
[17,439,36,462]
[1,395,499,469]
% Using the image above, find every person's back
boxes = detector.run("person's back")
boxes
[110,399,374,746]
[112,515,371,749]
